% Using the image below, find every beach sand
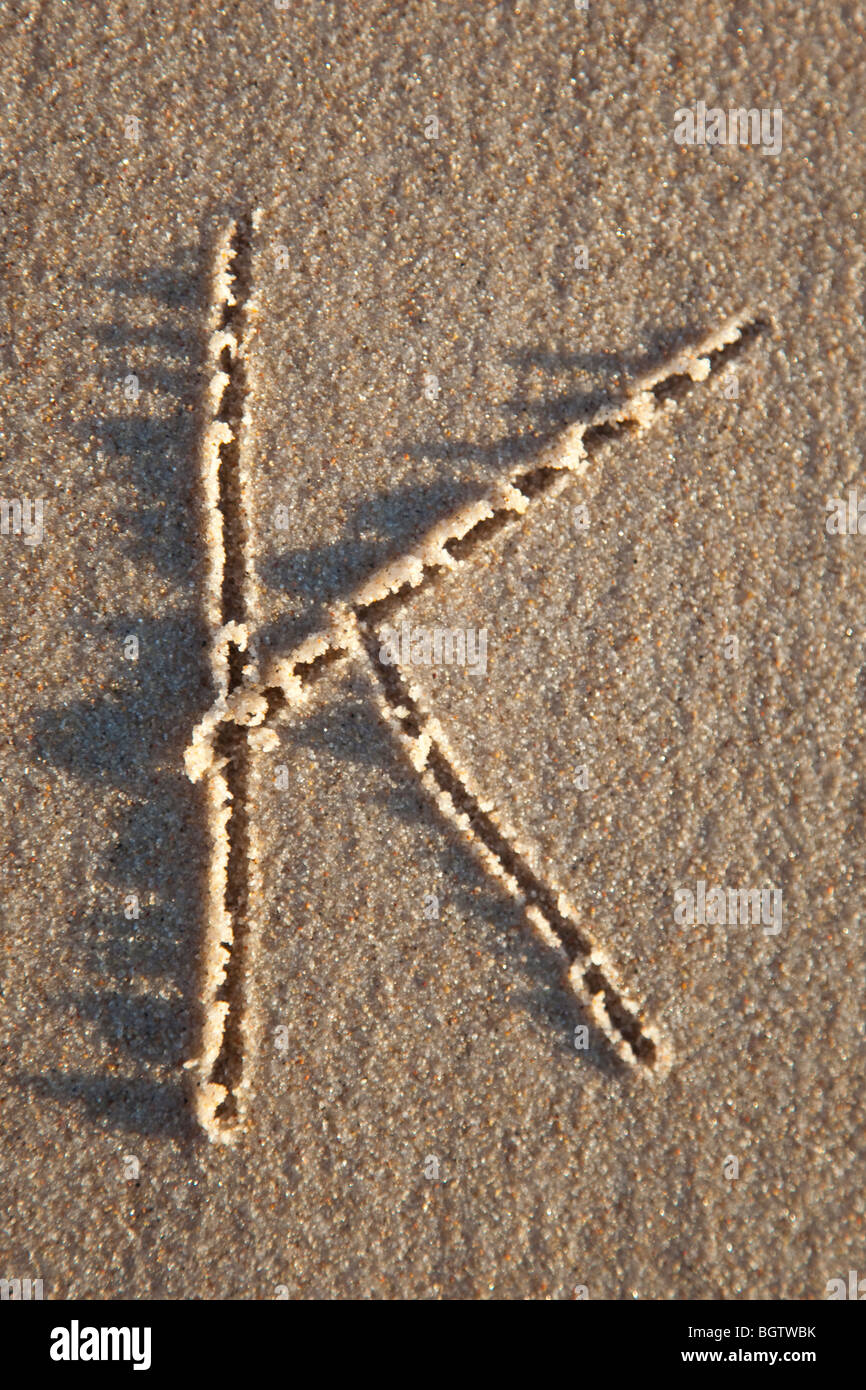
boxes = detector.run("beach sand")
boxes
[1,1,863,1297]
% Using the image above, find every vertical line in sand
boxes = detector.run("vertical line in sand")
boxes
[187,211,262,1143]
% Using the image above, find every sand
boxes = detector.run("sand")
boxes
[1,0,864,1297]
